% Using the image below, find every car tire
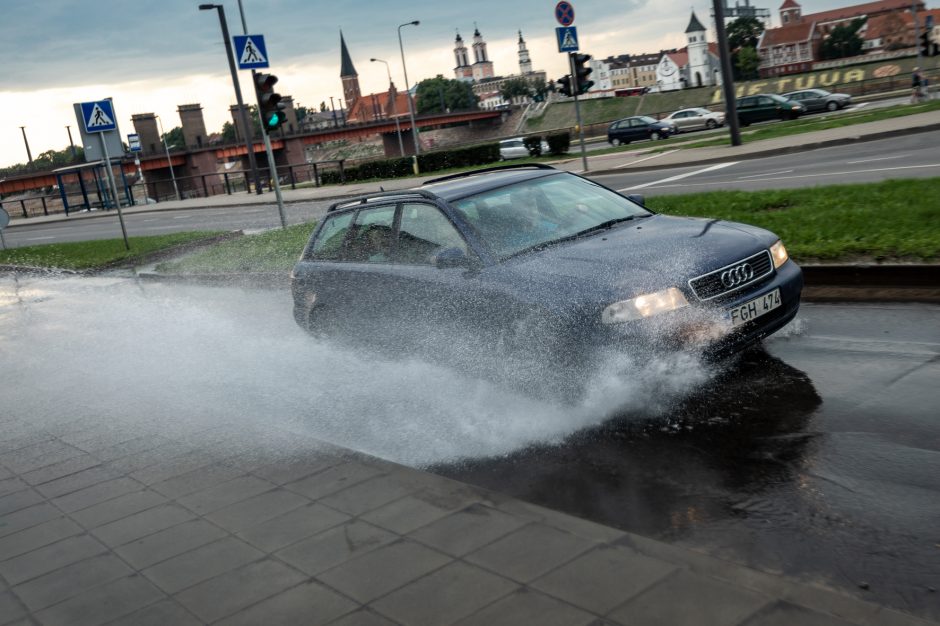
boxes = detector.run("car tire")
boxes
[826,101,838,112]
[705,119,717,129]
[611,138,621,146]
[650,131,662,141]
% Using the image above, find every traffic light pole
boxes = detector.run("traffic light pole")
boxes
[568,53,589,172]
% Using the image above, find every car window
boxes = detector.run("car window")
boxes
[738,97,753,107]
[452,174,650,259]
[309,211,354,260]
[396,203,467,265]
[346,205,396,263]
[758,96,774,105]
[638,116,657,124]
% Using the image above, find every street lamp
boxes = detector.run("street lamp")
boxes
[398,20,421,155]
[156,115,181,201]
[371,58,405,156]
[199,3,263,195]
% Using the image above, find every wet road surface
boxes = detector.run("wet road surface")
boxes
[2,276,939,620]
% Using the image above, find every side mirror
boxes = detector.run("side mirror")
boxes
[434,246,474,269]
[626,194,645,207]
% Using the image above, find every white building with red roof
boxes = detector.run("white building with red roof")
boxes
[655,12,722,90]
[757,0,928,77]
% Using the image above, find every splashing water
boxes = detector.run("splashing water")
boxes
[2,275,728,467]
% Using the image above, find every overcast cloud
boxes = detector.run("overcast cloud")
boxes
[1,0,865,167]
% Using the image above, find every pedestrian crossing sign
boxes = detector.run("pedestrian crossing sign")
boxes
[80,99,117,133]
[234,34,269,69]
[556,26,579,52]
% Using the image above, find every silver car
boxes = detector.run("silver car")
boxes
[499,137,550,160]
[781,89,852,113]
[663,107,725,132]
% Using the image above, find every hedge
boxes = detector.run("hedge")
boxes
[545,132,570,155]
[321,142,501,185]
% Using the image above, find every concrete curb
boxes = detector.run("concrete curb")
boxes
[586,121,940,176]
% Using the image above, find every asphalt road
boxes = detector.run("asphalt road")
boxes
[2,276,938,621]
[2,124,937,248]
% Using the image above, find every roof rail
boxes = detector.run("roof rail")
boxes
[326,188,440,213]
[422,163,558,186]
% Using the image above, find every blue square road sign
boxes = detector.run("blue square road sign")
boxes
[80,100,117,133]
[556,26,579,53]
[234,35,269,69]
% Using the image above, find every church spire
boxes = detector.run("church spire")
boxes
[339,30,361,107]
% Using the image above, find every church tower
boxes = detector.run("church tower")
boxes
[454,31,473,82]
[339,31,361,108]
[779,0,802,25]
[686,11,710,88]
[518,31,532,74]
[471,26,494,82]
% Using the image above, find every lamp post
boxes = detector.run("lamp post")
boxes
[65,125,77,159]
[156,115,182,201]
[371,58,405,156]
[398,20,421,155]
[199,3,263,195]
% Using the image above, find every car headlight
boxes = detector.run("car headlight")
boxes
[770,240,789,268]
[601,287,689,324]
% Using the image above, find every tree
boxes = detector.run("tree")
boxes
[727,16,764,50]
[735,46,761,81]
[727,16,765,81]
[415,76,478,114]
[319,101,328,112]
[295,105,309,123]
[820,18,866,60]
[499,77,535,102]
[220,121,237,144]
[162,126,185,149]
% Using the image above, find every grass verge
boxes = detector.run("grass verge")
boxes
[0,231,225,270]
[149,177,940,276]
[647,178,940,261]
[155,222,317,274]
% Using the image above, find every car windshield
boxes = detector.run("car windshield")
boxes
[638,116,658,124]
[451,174,651,259]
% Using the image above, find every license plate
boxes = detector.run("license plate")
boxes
[728,288,781,327]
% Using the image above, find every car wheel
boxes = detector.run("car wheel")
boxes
[650,131,662,140]
[705,119,717,130]
[826,101,838,112]
[610,138,621,146]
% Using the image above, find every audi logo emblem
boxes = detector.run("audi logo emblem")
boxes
[721,263,754,288]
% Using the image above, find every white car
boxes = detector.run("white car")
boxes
[499,137,550,160]
[663,108,725,132]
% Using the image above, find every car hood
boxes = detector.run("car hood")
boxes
[496,214,775,301]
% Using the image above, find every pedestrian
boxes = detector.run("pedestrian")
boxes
[911,67,924,104]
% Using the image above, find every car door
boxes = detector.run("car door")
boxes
[671,111,691,130]
[628,118,648,140]
[608,120,625,142]
[736,97,754,124]
[804,91,825,111]
[385,202,490,354]
[314,203,404,345]
[755,96,777,122]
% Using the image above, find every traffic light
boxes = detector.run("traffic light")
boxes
[572,53,594,95]
[920,29,936,57]
[254,72,287,132]
[556,75,573,97]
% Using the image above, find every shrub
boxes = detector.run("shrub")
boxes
[545,132,570,155]
[320,142,501,185]
[523,136,544,157]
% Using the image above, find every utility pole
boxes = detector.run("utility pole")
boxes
[19,127,32,163]
[713,0,742,146]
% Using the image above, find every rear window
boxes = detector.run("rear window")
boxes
[309,212,354,260]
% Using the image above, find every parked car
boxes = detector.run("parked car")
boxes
[663,107,726,132]
[607,116,677,145]
[735,94,805,126]
[291,164,803,393]
[781,88,852,113]
[499,137,550,160]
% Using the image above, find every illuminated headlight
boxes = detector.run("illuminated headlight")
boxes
[601,287,689,324]
[770,240,789,268]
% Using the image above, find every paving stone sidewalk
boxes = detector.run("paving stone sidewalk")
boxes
[1,415,936,626]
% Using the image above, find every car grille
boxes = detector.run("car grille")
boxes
[688,250,773,301]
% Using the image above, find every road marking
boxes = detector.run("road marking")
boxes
[618,161,738,191]
[737,169,794,179]
[24,236,55,241]
[845,155,908,164]
[613,149,680,169]
[172,215,190,219]
[633,163,940,190]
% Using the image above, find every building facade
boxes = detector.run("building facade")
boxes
[655,12,721,90]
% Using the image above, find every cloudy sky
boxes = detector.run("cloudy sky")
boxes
[1,0,856,168]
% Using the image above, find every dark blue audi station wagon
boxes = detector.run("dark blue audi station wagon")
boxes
[291,165,802,375]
